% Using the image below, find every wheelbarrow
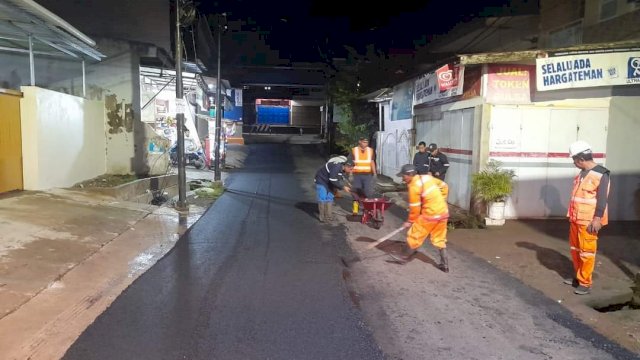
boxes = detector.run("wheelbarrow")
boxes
[359,197,393,229]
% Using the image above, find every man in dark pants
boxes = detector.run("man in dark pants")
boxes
[427,143,450,181]
[347,136,377,199]
[413,141,431,175]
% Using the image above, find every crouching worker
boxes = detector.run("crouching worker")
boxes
[314,159,354,223]
[327,155,348,198]
[395,164,450,272]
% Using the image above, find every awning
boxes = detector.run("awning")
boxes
[0,0,104,60]
[360,87,393,103]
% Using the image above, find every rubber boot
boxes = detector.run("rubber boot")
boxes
[392,244,417,264]
[438,248,449,273]
[318,202,326,223]
[325,202,334,222]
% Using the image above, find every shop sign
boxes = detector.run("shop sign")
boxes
[536,50,640,91]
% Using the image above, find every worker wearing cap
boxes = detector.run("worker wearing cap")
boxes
[328,155,348,198]
[395,164,450,272]
[347,136,377,200]
[314,159,354,223]
[427,143,449,181]
[565,141,610,295]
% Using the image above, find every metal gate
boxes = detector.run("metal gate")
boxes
[0,90,23,193]
[376,129,412,179]
[415,107,475,210]
[489,105,608,218]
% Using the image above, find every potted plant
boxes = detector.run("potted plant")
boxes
[471,160,516,225]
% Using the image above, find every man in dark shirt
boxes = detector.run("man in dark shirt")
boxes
[427,143,450,181]
[314,159,354,223]
[412,141,431,175]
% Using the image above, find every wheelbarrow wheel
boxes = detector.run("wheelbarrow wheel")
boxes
[372,209,384,229]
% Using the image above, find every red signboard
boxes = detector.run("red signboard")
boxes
[461,66,482,100]
[486,64,535,104]
[435,64,461,91]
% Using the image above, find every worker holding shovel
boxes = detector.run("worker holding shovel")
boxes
[394,164,450,272]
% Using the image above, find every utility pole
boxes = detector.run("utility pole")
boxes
[175,0,187,209]
[213,13,225,181]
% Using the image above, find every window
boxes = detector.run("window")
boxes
[600,0,618,21]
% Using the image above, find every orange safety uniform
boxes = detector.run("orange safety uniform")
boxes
[567,168,610,288]
[406,174,449,250]
[352,147,374,174]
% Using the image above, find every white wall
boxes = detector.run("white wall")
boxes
[378,101,412,180]
[384,115,412,135]
[20,86,106,190]
[488,104,609,219]
[607,96,640,221]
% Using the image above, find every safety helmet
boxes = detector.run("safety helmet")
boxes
[328,155,347,164]
[396,164,417,177]
[569,140,592,157]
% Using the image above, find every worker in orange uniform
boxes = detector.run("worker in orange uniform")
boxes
[395,164,450,272]
[565,140,610,295]
[347,136,377,200]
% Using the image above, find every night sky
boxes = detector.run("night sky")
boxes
[197,0,538,63]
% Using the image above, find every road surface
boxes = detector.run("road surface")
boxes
[63,143,638,360]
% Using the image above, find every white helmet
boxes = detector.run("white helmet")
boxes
[328,155,347,164]
[569,140,592,157]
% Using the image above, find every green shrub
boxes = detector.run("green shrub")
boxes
[471,160,516,203]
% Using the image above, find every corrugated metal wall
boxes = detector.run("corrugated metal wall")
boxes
[256,105,290,125]
[290,105,321,127]
[416,107,475,210]
[0,91,23,193]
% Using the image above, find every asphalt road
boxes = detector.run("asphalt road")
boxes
[62,143,639,360]
[62,144,384,360]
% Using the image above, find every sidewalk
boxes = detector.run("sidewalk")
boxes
[0,144,249,359]
[0,189,206,359]
[375,175,640,354]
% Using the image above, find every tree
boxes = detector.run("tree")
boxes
[326,46,381,154]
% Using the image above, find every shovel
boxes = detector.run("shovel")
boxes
[341,225,406,267]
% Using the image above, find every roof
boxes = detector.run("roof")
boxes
[0,0,104,60]
[459,40,640,65]
[360,87,393,102]
[368,40,640,100]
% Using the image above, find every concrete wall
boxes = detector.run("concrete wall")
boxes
[539,0,640,47]
[20,86,106,190]
[606,96,640,220]
[83,39,140,175]
[539,0,584,34]
[583,5,640,43]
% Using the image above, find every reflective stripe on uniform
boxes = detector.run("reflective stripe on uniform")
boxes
[571,197,597,205]
[422,185,438,197]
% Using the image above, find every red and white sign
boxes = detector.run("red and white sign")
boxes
[486,65,534,104]
[436,64,461,91]
[414,65,465,106]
